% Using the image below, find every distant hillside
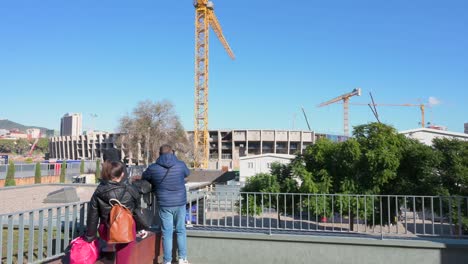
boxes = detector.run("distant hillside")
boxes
[0,119,51,134]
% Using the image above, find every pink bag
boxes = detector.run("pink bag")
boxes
[69,236,100,264]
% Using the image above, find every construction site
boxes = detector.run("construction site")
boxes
[189,0,464,170]
[43,0,468,171]
[2,2,468,264]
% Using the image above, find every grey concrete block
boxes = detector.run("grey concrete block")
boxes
[43,187,80,203]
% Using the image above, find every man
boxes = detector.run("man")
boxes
[143,144,190,264]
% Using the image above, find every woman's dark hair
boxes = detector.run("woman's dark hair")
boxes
[101,161,125,181]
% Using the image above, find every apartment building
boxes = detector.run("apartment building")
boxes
[60,113,82,137]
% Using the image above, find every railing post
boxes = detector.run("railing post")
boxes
[56,207,62,254]
[38,210,44,261]
[7,215,14,264]
[458,197,462,237]
[0,215,4,262]
[47,209,53,258]
[28,211,35,263]
[18,213,25,264]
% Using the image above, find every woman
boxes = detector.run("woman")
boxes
[85,161,148,263]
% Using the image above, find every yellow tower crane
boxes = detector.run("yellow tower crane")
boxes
[349,102,427,128]
[193,0,235,168]
[318,88,362,136]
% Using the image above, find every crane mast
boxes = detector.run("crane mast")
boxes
[193,0,234,168]
[318,88,361,136]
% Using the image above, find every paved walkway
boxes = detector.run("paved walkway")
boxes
[0,185,95,215]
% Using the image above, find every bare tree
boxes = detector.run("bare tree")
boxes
[117,100,190,166]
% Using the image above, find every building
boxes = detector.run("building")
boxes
[49,132,122,160]
[187,129,316,170]
[8,130,28,139]
[465,123,468,134]
[45,129,56,138]
[239,154,294,184]
[60,113,82,137]
[49,128,345,167]
[26,128,41,139]
[400,128,468,146]
[0,129,8,137]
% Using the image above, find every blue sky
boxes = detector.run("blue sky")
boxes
[1,0,467,134]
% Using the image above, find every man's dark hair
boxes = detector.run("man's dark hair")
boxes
[103,148,121,162]
[159,144,173,155]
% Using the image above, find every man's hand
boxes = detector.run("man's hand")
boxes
[137,230,148,239]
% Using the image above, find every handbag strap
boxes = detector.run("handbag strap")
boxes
[109,185,127,206]
[157,167,171,185]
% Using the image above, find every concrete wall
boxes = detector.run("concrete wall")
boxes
[0,175,60,187]
[186,231,468,264]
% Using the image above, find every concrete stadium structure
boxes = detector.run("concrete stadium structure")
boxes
[187,129,319,170]
[49,129,348,169]
[49,132,122,160]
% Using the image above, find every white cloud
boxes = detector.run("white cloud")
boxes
[428,96,441,106]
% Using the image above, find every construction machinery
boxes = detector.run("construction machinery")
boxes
[349,102,427,128]
[193,0,235,168]
[301,107,312,131]
[318,88,362,136]
[27,132,41,157]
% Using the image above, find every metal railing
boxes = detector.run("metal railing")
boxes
[186,191,468,238]
[2,189,468,263]
[0,161,96,180]
[0,202,89,264]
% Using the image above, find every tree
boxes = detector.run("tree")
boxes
[60,160,66,183]
[95,159,101,183]
[240,173,280,216]
[35,162,42,184]
[5,161,16,187]
[387,138,444,196]
[80,159,85,174]
[352,123,405,194]
[0,140,15,153]
[35,138,49,153]
[117,100,190,166]
[15,139,30,155]
[433,138,468,196]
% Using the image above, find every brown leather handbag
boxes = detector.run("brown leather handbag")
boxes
[108,188,134,244]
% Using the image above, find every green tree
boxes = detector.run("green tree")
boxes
[60,160,66,183]
[433,138,468,196]
[353,123,405,194]
[240,173,280,216]
[270,162,302,226]
[15,139,30,155]
[95,159,101,183]
[387,138,445,196]
[35,138,49,153]
[80,159,85,174]
[34,162,42,184]
[352,123,406,225]
[303,138,338,185]
[5,161,16,187]
[0,139,15,153]
[432,138,468,234]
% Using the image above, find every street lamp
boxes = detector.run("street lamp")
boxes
[89,114,98,160]
[145,127,150,166]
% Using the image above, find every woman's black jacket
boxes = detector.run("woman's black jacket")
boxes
[85,181,148,241]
